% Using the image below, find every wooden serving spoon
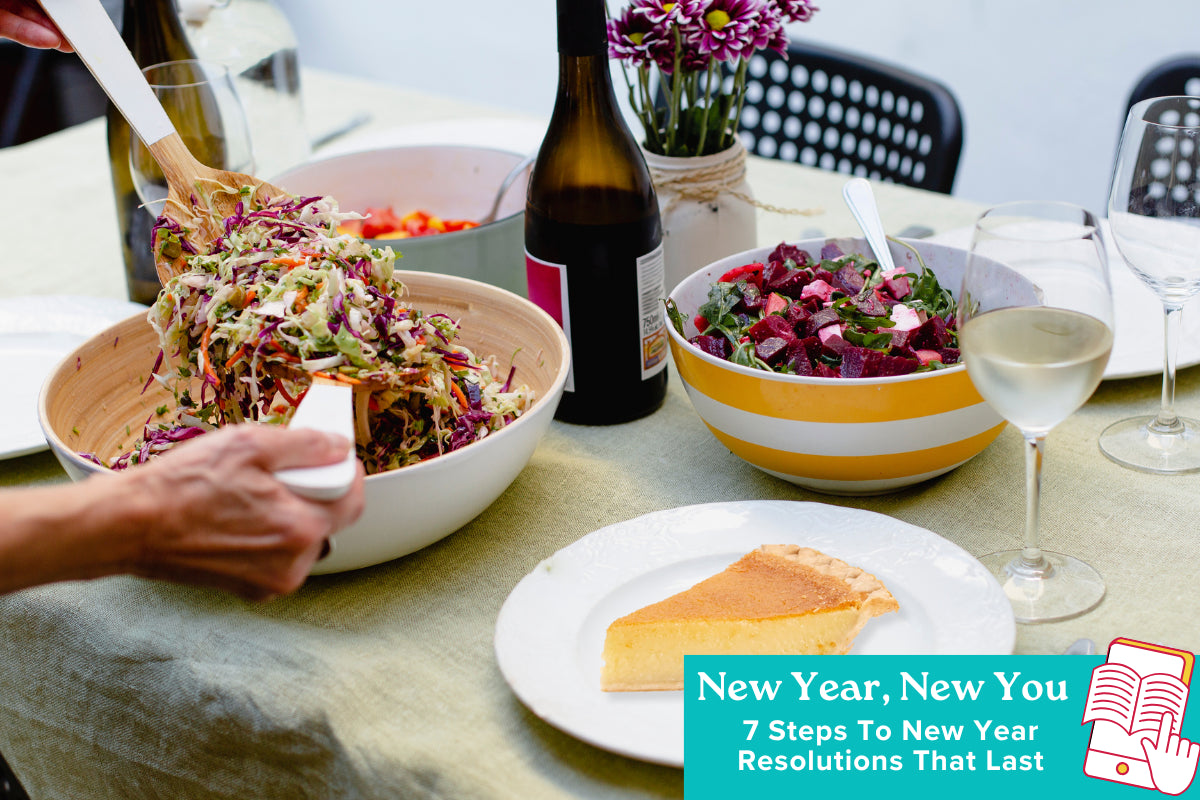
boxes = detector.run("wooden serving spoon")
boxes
[37,0,288,287]
[38,0,359,500]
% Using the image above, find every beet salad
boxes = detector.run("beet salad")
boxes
[666,240,959,378]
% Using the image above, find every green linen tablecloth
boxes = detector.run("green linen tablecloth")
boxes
[2,71,1199,799]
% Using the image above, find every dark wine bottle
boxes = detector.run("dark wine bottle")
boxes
[525,0,668,425]
[106,0,197,305]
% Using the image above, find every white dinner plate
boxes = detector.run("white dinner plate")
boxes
[0,295,147,459]
[494,500,1015,768]
[927,224,1200,380]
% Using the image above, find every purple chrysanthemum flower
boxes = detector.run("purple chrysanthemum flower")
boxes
[693,0,764,63]
[608,4,669,66]
[746,2,784,54]
[633,0,705,26]
[772,0,818,23]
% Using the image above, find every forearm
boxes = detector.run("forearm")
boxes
[0,474,149,595]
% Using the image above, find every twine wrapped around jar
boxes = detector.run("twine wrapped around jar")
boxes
[643,139,818,290]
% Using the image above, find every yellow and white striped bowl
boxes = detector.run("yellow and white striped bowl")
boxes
[667,237,1005,495]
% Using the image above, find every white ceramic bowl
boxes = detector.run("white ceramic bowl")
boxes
[667,236,1031,495]
[39,272,569,573]
[273,145,529,296]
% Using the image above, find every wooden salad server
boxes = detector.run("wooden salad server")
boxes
[38,0,290,287]
[38,0,357,500]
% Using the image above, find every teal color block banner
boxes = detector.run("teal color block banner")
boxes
[684,655,1197,798]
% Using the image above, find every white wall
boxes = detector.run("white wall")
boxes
[277,0,1200,213]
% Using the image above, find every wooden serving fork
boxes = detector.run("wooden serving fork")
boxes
[38,0,290,287]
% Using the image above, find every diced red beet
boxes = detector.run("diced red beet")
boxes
[786,302,811,331]
[801,297,822,314]
[889,328,911,349]
[804,307,840,336]
[761,259,790,289]
[841,347,920,378]
[689,334,730,359]
[812,269,834,284]
[884,274,911,299]
[763,292,789,316]
[768,242,810,269]
[853,292,889,317]
[772,268,813,298]
[821,334,848,355]
[786,335,822,363]
[748,314,795,343]
[820,242,845,260]
[814,362,840,378]
[839,347,872,378]
[756,336,791,364]
[788,353,814,375]
[737,282,764,313]
[910,316,951,349]
[833,264,866,294]
[939,347,960,365]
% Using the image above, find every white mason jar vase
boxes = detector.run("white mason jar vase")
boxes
[643,138,758,292]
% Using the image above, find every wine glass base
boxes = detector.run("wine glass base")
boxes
[977,550,1105,624]
[1099,415,1200,474]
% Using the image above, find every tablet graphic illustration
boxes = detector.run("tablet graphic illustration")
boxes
[1083,638,1198,795]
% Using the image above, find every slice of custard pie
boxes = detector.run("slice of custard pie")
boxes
[600,544,899,692]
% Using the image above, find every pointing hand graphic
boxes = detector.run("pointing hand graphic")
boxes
[1141,712,1200,796]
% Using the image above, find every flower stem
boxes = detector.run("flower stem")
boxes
[636,66,662,153]
[695,60,716,156]
[667,27,683,155]
[720,57,749,152]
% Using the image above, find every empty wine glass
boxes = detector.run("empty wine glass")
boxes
[960,201,1113,623]
[130,59,255,218]
[1100,95,1200,473]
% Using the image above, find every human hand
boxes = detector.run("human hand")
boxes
[123,424,365,601]
[1141,712,1200,796]
[0,0,71,50]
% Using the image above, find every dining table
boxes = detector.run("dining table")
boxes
[1,67,1199,800]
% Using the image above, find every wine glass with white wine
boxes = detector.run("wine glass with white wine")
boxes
[1100,95,1200,473]
[959,201,1114,623]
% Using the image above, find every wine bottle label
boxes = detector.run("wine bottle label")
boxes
[526,251,575,393]
[636,243,669,381]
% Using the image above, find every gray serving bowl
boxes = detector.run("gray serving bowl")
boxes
[273,145,529,297]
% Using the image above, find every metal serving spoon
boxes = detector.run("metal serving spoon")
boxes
[38,0,289,288]
[842,177,898,273]
[479,154,535,225]
[38,0,356,500]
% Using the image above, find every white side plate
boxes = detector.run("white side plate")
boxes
[494,501,1015,768]
[0,296,147,459]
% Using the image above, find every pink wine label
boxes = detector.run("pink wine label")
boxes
[526,251,574,392]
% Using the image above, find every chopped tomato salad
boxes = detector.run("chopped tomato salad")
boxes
[338,207,479,240]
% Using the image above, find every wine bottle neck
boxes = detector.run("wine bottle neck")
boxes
[556,0,607,56]
[555,53,621,115]
[123,0,194,61]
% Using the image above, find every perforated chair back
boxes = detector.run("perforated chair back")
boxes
[1126,55,1200,110]
[733,40,963,193]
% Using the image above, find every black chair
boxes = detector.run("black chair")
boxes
[1126,55,1200,110]
[731,40,964,193]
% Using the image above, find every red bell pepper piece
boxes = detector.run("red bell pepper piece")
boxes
[718,262,764,286]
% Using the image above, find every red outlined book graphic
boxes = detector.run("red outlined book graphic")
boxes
[1083,638,1195,792]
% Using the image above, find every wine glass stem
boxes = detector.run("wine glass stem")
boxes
[1018,433,1050,576]
[1155,303,1185,434]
